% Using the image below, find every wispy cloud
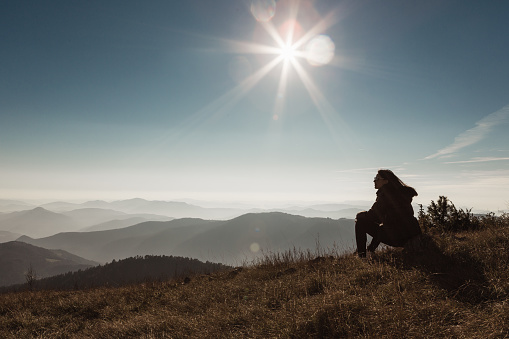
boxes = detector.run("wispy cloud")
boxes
[445,157,509,164]
[425,104,509,160]
[334,166,404,174]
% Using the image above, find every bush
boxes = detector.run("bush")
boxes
[419,196,480,233]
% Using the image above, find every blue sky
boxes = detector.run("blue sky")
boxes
[1,0,508,211]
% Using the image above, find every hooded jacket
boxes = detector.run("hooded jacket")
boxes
[365,184,421,245]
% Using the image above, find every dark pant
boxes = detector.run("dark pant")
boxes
[355,212,405,255]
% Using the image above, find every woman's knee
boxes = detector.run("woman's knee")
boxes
[355,211,368,221]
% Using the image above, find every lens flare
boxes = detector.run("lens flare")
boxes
[168,0,342,145]
[250,0,276,22]
[250,242,261,253]
[305,35,335,66]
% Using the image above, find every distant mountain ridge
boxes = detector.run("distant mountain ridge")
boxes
[0,207,81,238]
[0,199,368,244]
[0,199,36,213]
[18,212,356,265]
[79,217,150,232]
[0,230,22,243]
[0,206,174,239]
[0,241,97,287]
[61,208,172,230]
[39,198,369,220]
[42,198,249,220]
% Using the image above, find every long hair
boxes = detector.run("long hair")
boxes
[378,169,418,197]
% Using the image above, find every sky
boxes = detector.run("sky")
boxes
[1,0,508,211]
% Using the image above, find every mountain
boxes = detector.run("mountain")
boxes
[63,208,173,230]
[2,214,509,337]
[61,208,171,228]
[0,241,97,287]
[0,199,35,213]
[277,207,364,219]
[0,206,174,237]
[109,198,195,214]
[39,201,82,212]
[309,203,369,211]
[17,213,355,265]
[168,213,355,264]
[0,230,22,243]
[62,208,129,227]
[40,198,242,219]
[77,198,208,217]
[79,217,153,232]
[0,207,81,238]
[17,218,213,263]
[104,198,245,219]
[2,255,229,291]
[38,198,367,220]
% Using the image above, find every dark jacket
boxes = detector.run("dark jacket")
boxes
[365,184,421,245]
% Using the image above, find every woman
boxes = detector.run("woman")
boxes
[355,169,421,257]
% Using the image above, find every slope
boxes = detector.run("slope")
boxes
[1,255,229,291]
[0,207,80,238]
[17,218,216,263]
[1,214,507,337]
[17,213,355,264]
[0,241,97,287]
[0,230,22,243]
[170,212,355,264]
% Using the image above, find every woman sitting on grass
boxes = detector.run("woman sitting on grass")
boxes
[355,169,421,258]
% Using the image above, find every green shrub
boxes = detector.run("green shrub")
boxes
[419,196,480,232]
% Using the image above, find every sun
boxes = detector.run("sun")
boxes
[176,0,342,137]
[279,43,297,61]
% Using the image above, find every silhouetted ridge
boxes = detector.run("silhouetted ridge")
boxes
[0,241,97,287]
[2,255,229,291]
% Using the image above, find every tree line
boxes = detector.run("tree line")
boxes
[1,255,230,292]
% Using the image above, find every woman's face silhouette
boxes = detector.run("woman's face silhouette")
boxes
[374,175,388,189]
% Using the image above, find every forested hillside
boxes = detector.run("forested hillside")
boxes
[1,255,229,292]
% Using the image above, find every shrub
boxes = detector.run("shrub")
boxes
[420,196,480,233]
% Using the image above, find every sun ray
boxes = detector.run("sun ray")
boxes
[271,57,292,120]
[283,0,300,46]
[291,9,338,51]
[148,1,351,158]
[157,26,283,57]
[290,57,353,150]
[155,54,285,149]
[259,20,286,48]
[215,38,282,55]
[182,5,341,133]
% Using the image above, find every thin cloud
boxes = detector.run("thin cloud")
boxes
[334,166,404,174]
[445,157,509,164]
[425,104,509,160]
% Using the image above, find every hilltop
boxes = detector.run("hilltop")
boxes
[1,254,229,292]
[0,207,507,338]
[0,207,80,238]
[0,241,97,287]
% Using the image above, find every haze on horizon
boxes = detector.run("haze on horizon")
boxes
[1,1,508,212]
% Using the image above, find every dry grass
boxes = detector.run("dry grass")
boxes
[1,218,508,338]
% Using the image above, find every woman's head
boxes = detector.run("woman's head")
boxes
[373,172,389,189]
[375,169,418,196]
